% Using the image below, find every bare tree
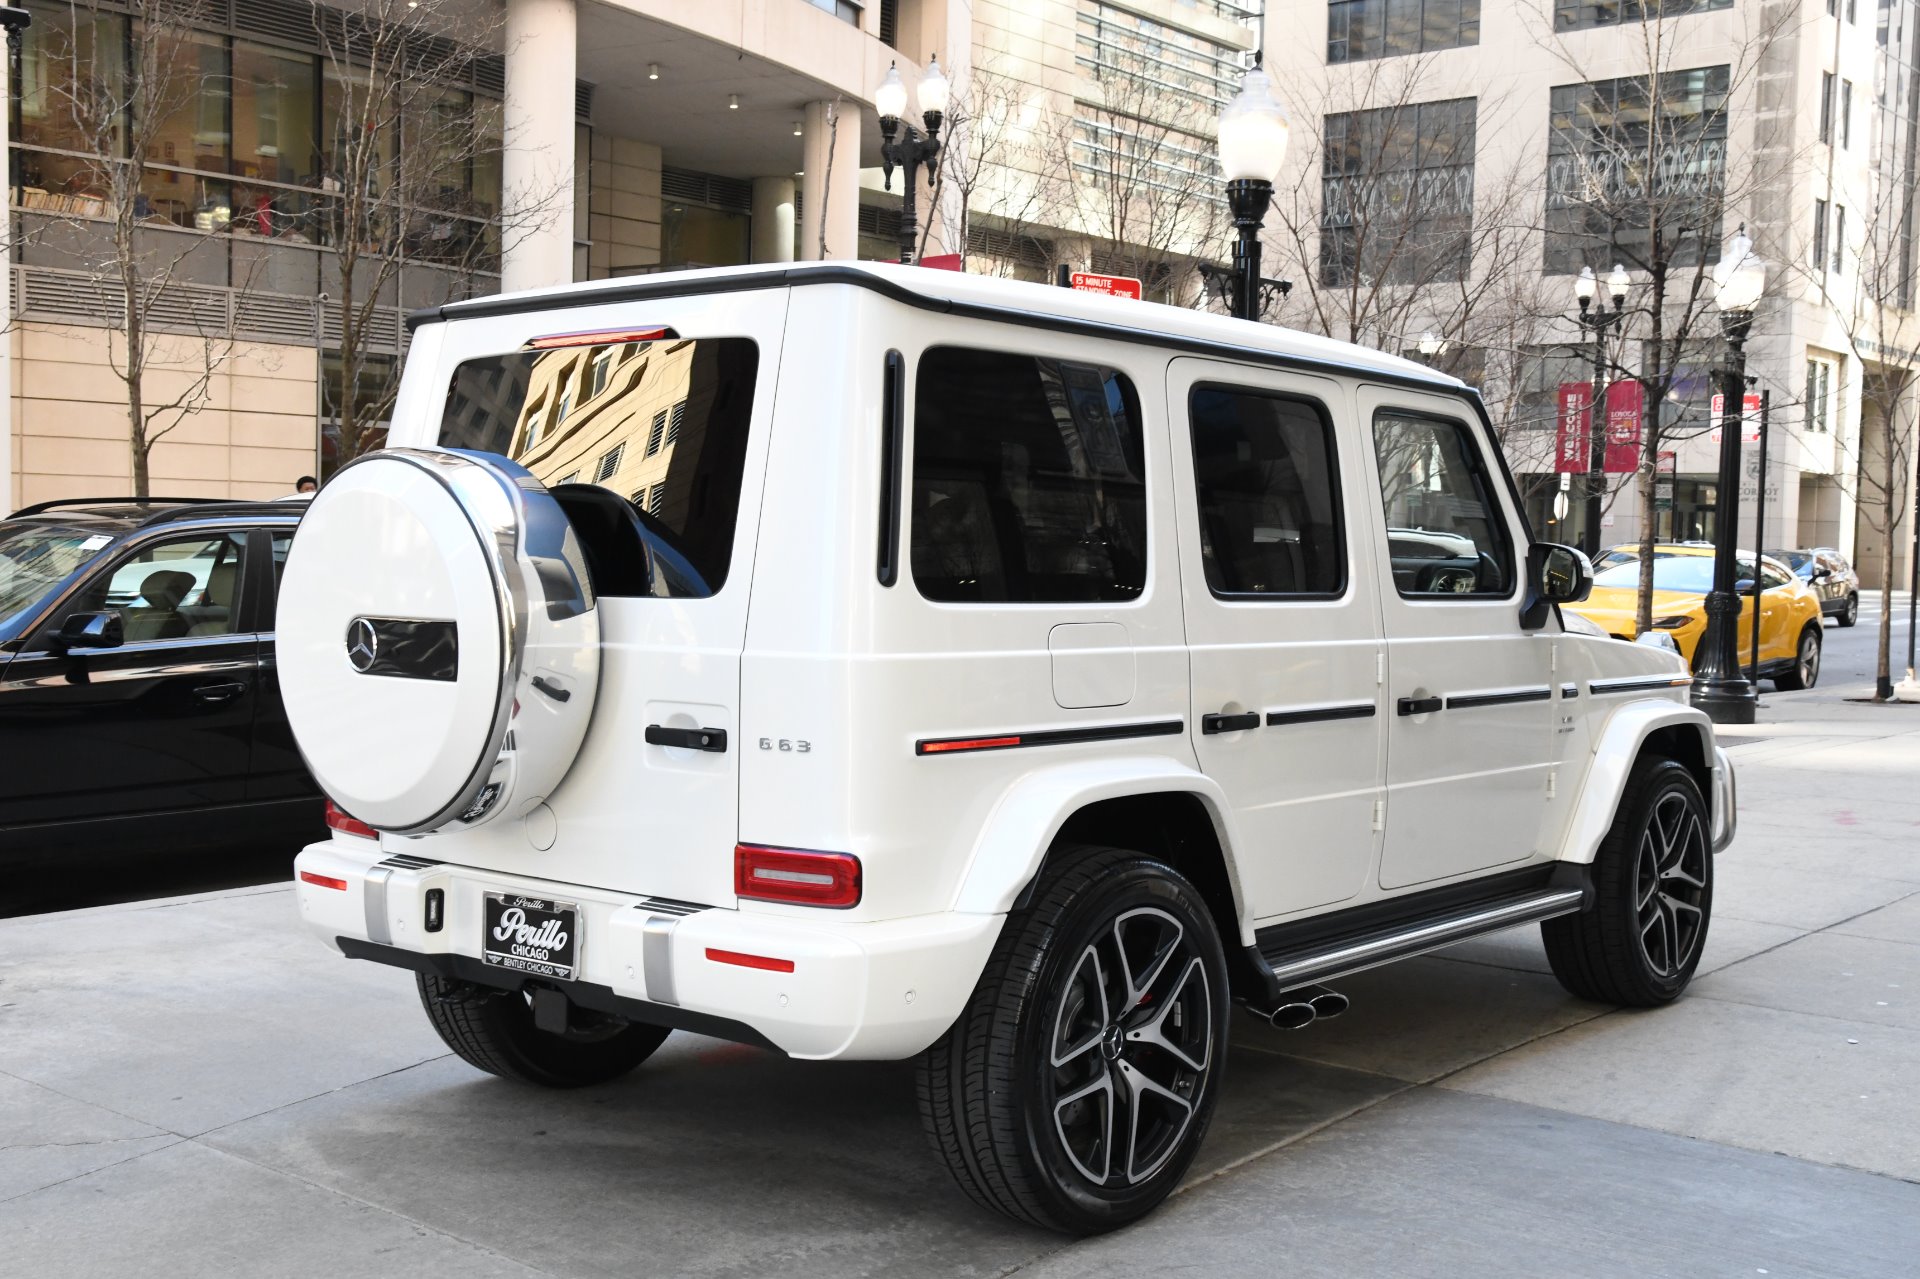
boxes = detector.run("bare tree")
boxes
[1528,7,1798,632]
[25,0,243,496]
[1784,143,1920,699]
[916,59,1058,275]
[311,0,553,470]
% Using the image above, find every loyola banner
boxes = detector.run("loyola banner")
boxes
[1554,382,1592,473]
[1603,380,1643,473]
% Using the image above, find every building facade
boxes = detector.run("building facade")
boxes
[5,0,1263,510]
[1263,0,1920,587]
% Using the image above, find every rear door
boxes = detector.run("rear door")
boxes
[1168,359,1385,920]
[1358,386,1557,890]
[0,529,257,827]
[407,293,785,904]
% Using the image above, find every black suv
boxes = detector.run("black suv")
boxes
[0,497,322,864]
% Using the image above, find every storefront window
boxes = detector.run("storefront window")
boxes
[662,203,750,269]
[232,43,318,187]
[17,4,125,208]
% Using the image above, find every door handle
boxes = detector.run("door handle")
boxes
[1201,711,1260,734]
[1396,696,1443,716]
[193,681,247,704]
[645,724,728,753]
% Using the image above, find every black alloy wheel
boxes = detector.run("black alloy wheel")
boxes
[1543,756,1715,1006]
[917,844,1229,1235]
[1631,788,1711,979]
[1838,592,1859,627]
[1775,626,1821,691]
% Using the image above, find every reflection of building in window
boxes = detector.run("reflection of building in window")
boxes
[1545,65,1730,275]
[1328,0,1479,64]
[1554,0,1728,34]
[1322,98,1476,286]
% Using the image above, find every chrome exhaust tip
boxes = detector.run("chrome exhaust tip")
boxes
[1268,1000,1316,1030]
[1305,987,1349,1020]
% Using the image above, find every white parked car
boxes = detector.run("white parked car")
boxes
[279,263,1735,1235]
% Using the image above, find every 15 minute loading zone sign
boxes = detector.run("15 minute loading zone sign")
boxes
[1070,271,1143,299]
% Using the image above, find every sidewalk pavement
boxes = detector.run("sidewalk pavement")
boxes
[3,704,1917,1277]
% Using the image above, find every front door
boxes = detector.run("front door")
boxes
[1359,387,1557,890]
[1169,359,1386,921]
[0,530,258,831]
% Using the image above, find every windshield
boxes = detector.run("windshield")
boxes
[1591,553,1719,594]
[1767,549,1812,572]
[0,523,112,642]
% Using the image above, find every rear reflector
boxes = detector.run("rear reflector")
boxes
[917,735,1023,754]
[526,326,676,350]
[734,843,861,908]
[299,870,349,891]
[325,800,378,841]
[705,947,796,973]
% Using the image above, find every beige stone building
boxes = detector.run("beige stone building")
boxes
[5,0,1263,511]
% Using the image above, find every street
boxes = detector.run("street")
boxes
[2,637,1916,1277]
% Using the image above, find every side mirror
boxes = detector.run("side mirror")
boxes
[52,611,124,652]
[1520,542,1593,630]
[1735,578,1757,595]
[1810,567,1831,581]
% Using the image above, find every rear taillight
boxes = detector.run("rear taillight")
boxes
[325,800,378,841]
[734,843,861,909]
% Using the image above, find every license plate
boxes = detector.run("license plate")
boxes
[482,893,581,981]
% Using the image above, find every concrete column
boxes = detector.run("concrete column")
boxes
[501,0,577,294]
[750,177,796,263]
[800,101,860,261]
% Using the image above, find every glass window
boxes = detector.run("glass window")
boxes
[1188,386,1345,596]
[1329,0,1478,63]
[1321,97,1476,286]
[1821,72,1835,142]
[911,347,1147,604]
[438,338,761,597]
[1833,205,1846,274]
[0,522,114,642]
[1806,356,1834,431]
[1371,411,1514,597]
[18,3,126,205]
[1814,197,1829,268]
[61,533,249,642]
[1554,0,1731,33]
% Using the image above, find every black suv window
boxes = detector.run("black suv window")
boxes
[0,523,110,641]
[440,337,760,597]
[1371,411,1514,597]
[1188,386,1344,596]
[911,347,1147,604]
[59,532,250,642]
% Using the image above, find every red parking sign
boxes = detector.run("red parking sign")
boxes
[1070,271,1143,299]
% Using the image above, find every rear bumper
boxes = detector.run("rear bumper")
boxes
[293,839,1002,1060]
[1711,744,1737,853]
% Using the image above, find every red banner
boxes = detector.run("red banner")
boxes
[1603,380,1643,473]
[1555,382,1592,473]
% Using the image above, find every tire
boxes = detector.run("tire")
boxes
[417,974,670,1088]
[1838,593,1859,627]
[1774,625,1822,691]
[1542,757,1713,1007]
[916,844,1230,1235]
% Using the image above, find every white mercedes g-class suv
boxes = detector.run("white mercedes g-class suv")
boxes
[280,262,1734,1235]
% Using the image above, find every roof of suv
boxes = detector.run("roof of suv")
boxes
[411,261,1463,395]
[8,496,308,534]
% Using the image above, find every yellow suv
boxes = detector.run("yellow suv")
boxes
[1568,544,1824,689]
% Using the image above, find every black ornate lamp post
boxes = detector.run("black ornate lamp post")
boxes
[1573,262,1629,556]
[1215,54,1290,320]
[875,57,948,266]
[1691,226,1767,725]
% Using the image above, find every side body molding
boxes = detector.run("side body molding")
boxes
[948,756,1252,940]
[1555,701,1732,865]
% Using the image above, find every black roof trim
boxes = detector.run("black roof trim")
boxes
[406,265,1465,398]
[10,496,229,518]
[8,497,307,528]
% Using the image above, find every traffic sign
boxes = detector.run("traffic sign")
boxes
[1070,271,1143,299]
[1709,392,1763,442]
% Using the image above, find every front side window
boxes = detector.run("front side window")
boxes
[1371,411,1514,597]
[911,347,1147,604]
[62,532,249,642]
[439,337,760,597]
[0,524,111,642]
[1189,386,1345,596]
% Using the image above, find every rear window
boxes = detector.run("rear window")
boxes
[439,337,759,596]
[910,347,1147,604]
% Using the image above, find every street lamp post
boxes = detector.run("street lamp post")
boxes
[1215,54,1290,321]
[1691,226,1767,725]
[875,58,949,266]
[1417,330,1449,366]
[1573,263,1629,556]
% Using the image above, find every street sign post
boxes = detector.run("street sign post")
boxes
[1069,271,1143,299]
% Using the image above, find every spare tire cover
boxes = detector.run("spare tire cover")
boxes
[276,447,598,834]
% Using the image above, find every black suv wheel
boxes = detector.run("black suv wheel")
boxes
[916,844,1229,1235]
[1838,592,1859,627]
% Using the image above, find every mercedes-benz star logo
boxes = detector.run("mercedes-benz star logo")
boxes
[345,618,379,673]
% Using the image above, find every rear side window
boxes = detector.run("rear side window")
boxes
[911,347,1147,604]
[439,337,759,596]
[1189,386,1344,596]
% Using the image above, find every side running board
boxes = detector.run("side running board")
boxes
[1248,867,1590,998]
